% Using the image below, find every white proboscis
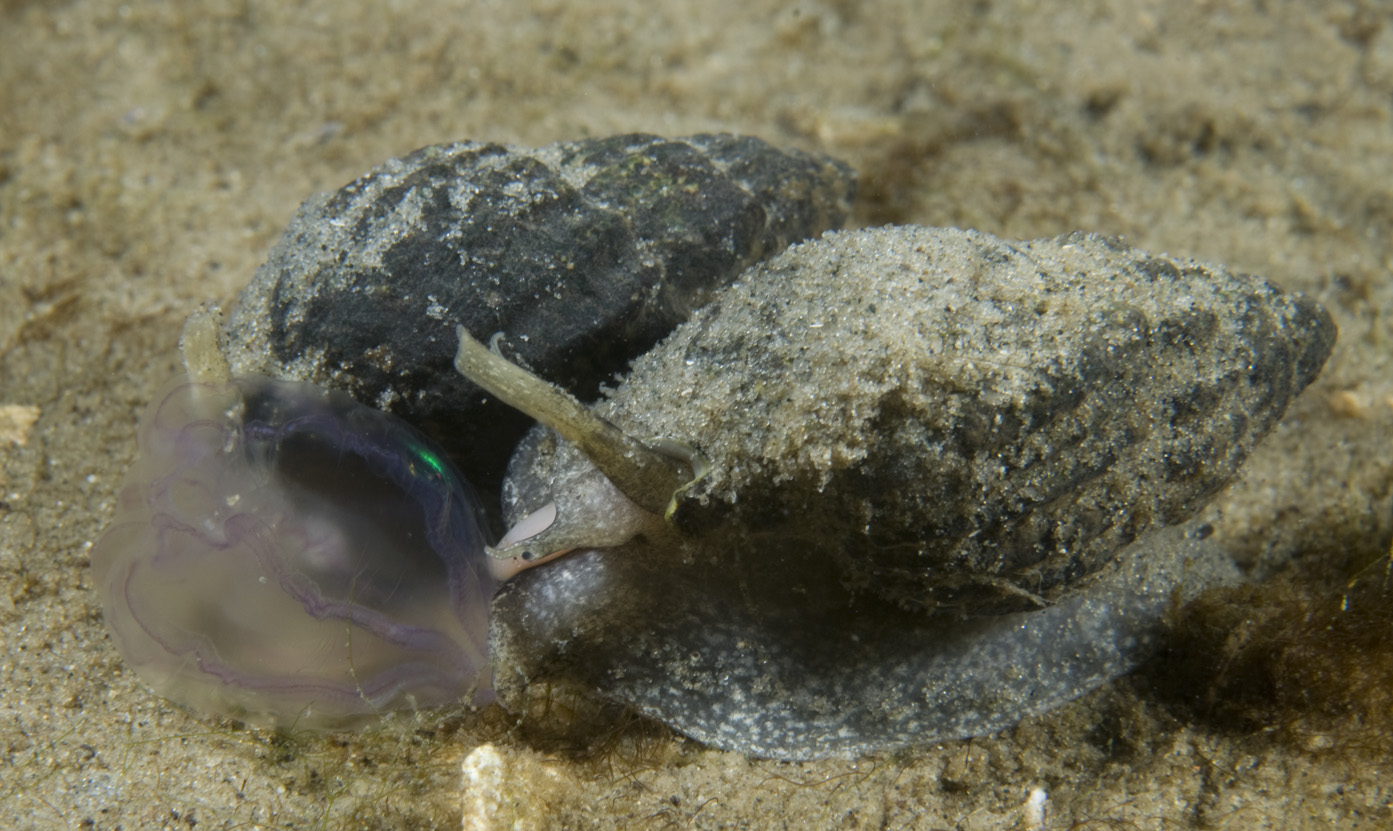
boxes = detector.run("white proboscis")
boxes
[488,503,575,581]
[498,501,559,549]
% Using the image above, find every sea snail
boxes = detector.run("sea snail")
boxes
[91,134,855,731]
[473,225,1336,759]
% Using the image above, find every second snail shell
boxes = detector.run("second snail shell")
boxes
[474,224,1335,758]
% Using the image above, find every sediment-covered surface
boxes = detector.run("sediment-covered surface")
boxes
[2,1,1390,827]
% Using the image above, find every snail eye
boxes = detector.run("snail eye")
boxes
[92,377,495,730]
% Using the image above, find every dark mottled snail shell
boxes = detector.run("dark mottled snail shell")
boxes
[480,225,1336,758]
[223,134,855,500]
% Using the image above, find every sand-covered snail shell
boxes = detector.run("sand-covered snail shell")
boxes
[465,225,1337,759]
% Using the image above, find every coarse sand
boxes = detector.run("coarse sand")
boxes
[2,1,1391,828]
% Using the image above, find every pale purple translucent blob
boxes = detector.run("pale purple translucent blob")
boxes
[91,377,496,729]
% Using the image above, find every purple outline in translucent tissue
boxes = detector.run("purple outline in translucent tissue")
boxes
[92,376,496,729]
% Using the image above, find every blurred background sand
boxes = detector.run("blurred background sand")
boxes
[2,1,1391,827]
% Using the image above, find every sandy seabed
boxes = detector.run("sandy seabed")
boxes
[2,1,1391,828]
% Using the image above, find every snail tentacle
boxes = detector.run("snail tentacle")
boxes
[454,325,700,557]
[179,303,231,385]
